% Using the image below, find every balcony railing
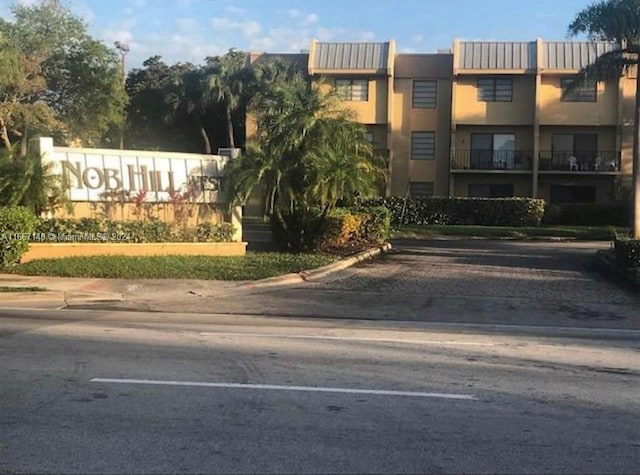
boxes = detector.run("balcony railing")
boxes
[538,151,620,172]
[451,150,534,171]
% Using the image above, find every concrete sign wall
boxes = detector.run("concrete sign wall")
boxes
[34,138,229,203]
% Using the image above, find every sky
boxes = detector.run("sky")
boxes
[0,0,594,70]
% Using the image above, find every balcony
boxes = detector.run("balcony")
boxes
[538,151,620,173]
[451,150,534,171]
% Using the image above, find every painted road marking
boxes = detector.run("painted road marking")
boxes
[90,378,478,401]
[197,332,497,346]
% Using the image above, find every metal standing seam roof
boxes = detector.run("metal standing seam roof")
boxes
[458,41,536,70]
[543,41,619,69]
[312,42,390,71]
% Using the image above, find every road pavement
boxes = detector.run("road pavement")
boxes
[1,308,639,474]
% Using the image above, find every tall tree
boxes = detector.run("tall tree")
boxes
[203,49,253,149]
[126,56,204,152]
[0,1,126,148]
[568,0,640,238]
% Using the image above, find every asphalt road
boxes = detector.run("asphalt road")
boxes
[1,309,639,474]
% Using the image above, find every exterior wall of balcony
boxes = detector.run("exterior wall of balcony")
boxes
[454,75,535,125]
[452,174,533,197]
[537,176,619,204]
[538,76,618,126]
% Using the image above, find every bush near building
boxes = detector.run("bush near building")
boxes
[0,207,39,268]
[362,197,546,227]
[542,203,630,227]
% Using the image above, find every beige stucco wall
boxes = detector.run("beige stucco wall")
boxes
[391,54,453,196]
[452,174,533,197]
[454,75,535,125]
[538,75,618,126]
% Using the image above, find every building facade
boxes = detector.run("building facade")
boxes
[248,39,635,206]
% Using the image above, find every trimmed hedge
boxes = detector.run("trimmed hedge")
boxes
[271,206,392,252]
[543,203,629,227]
[361,197,546,227]
[36,218,235,243]
[614,238,640,269]
[0,207,39,268]
[319,206,391,250]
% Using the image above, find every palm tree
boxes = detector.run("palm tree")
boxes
[203,49,252,149]
[225,72,386,250]
[568,0,640,238]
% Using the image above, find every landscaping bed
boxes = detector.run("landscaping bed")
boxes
[8,253,338,281]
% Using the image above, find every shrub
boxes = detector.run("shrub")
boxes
[320,210,367,248]
[349,205,391,243]
[614,238,640,269]
[543,203,629,226]
[270,207,324,252]
[35,218,235,243]
[361,197,546,227]
[0,207,39,268]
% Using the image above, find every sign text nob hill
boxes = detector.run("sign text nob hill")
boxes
[47,149,228,203]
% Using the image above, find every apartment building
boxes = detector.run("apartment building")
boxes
[247,38,634,207]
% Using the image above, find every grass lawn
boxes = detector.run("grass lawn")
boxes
[0,286,47,292]
[8,253,338,281]
[392,224,627,240]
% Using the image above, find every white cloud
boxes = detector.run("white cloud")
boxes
[224,5,246,15]
[411,34,423,44]
[211,17,262,38]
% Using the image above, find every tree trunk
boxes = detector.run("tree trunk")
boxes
[198,121,212,155]
[633,74,640,239]
[20,123,28,157]
[226,105,235,149]
[0,116,11,150]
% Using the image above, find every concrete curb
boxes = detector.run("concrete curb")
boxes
[243,243,392,290]
[0,290,65,303]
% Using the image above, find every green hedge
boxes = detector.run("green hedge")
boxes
[36,218,235,243]
[361,197,546,227]
[543,203,629,227]
[0,207,39,268]
[614,238,640,269]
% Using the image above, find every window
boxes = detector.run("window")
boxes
[477,78,512,102]
[412,80,437,108]
[550,185,596,204]
[335,78,368,101]
[561,78,597,102]
[468,184,514,198]
[410,182,435,197]
[470,133,516,169]
[411,131,436,160]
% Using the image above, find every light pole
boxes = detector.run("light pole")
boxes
[114,41,129,150]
